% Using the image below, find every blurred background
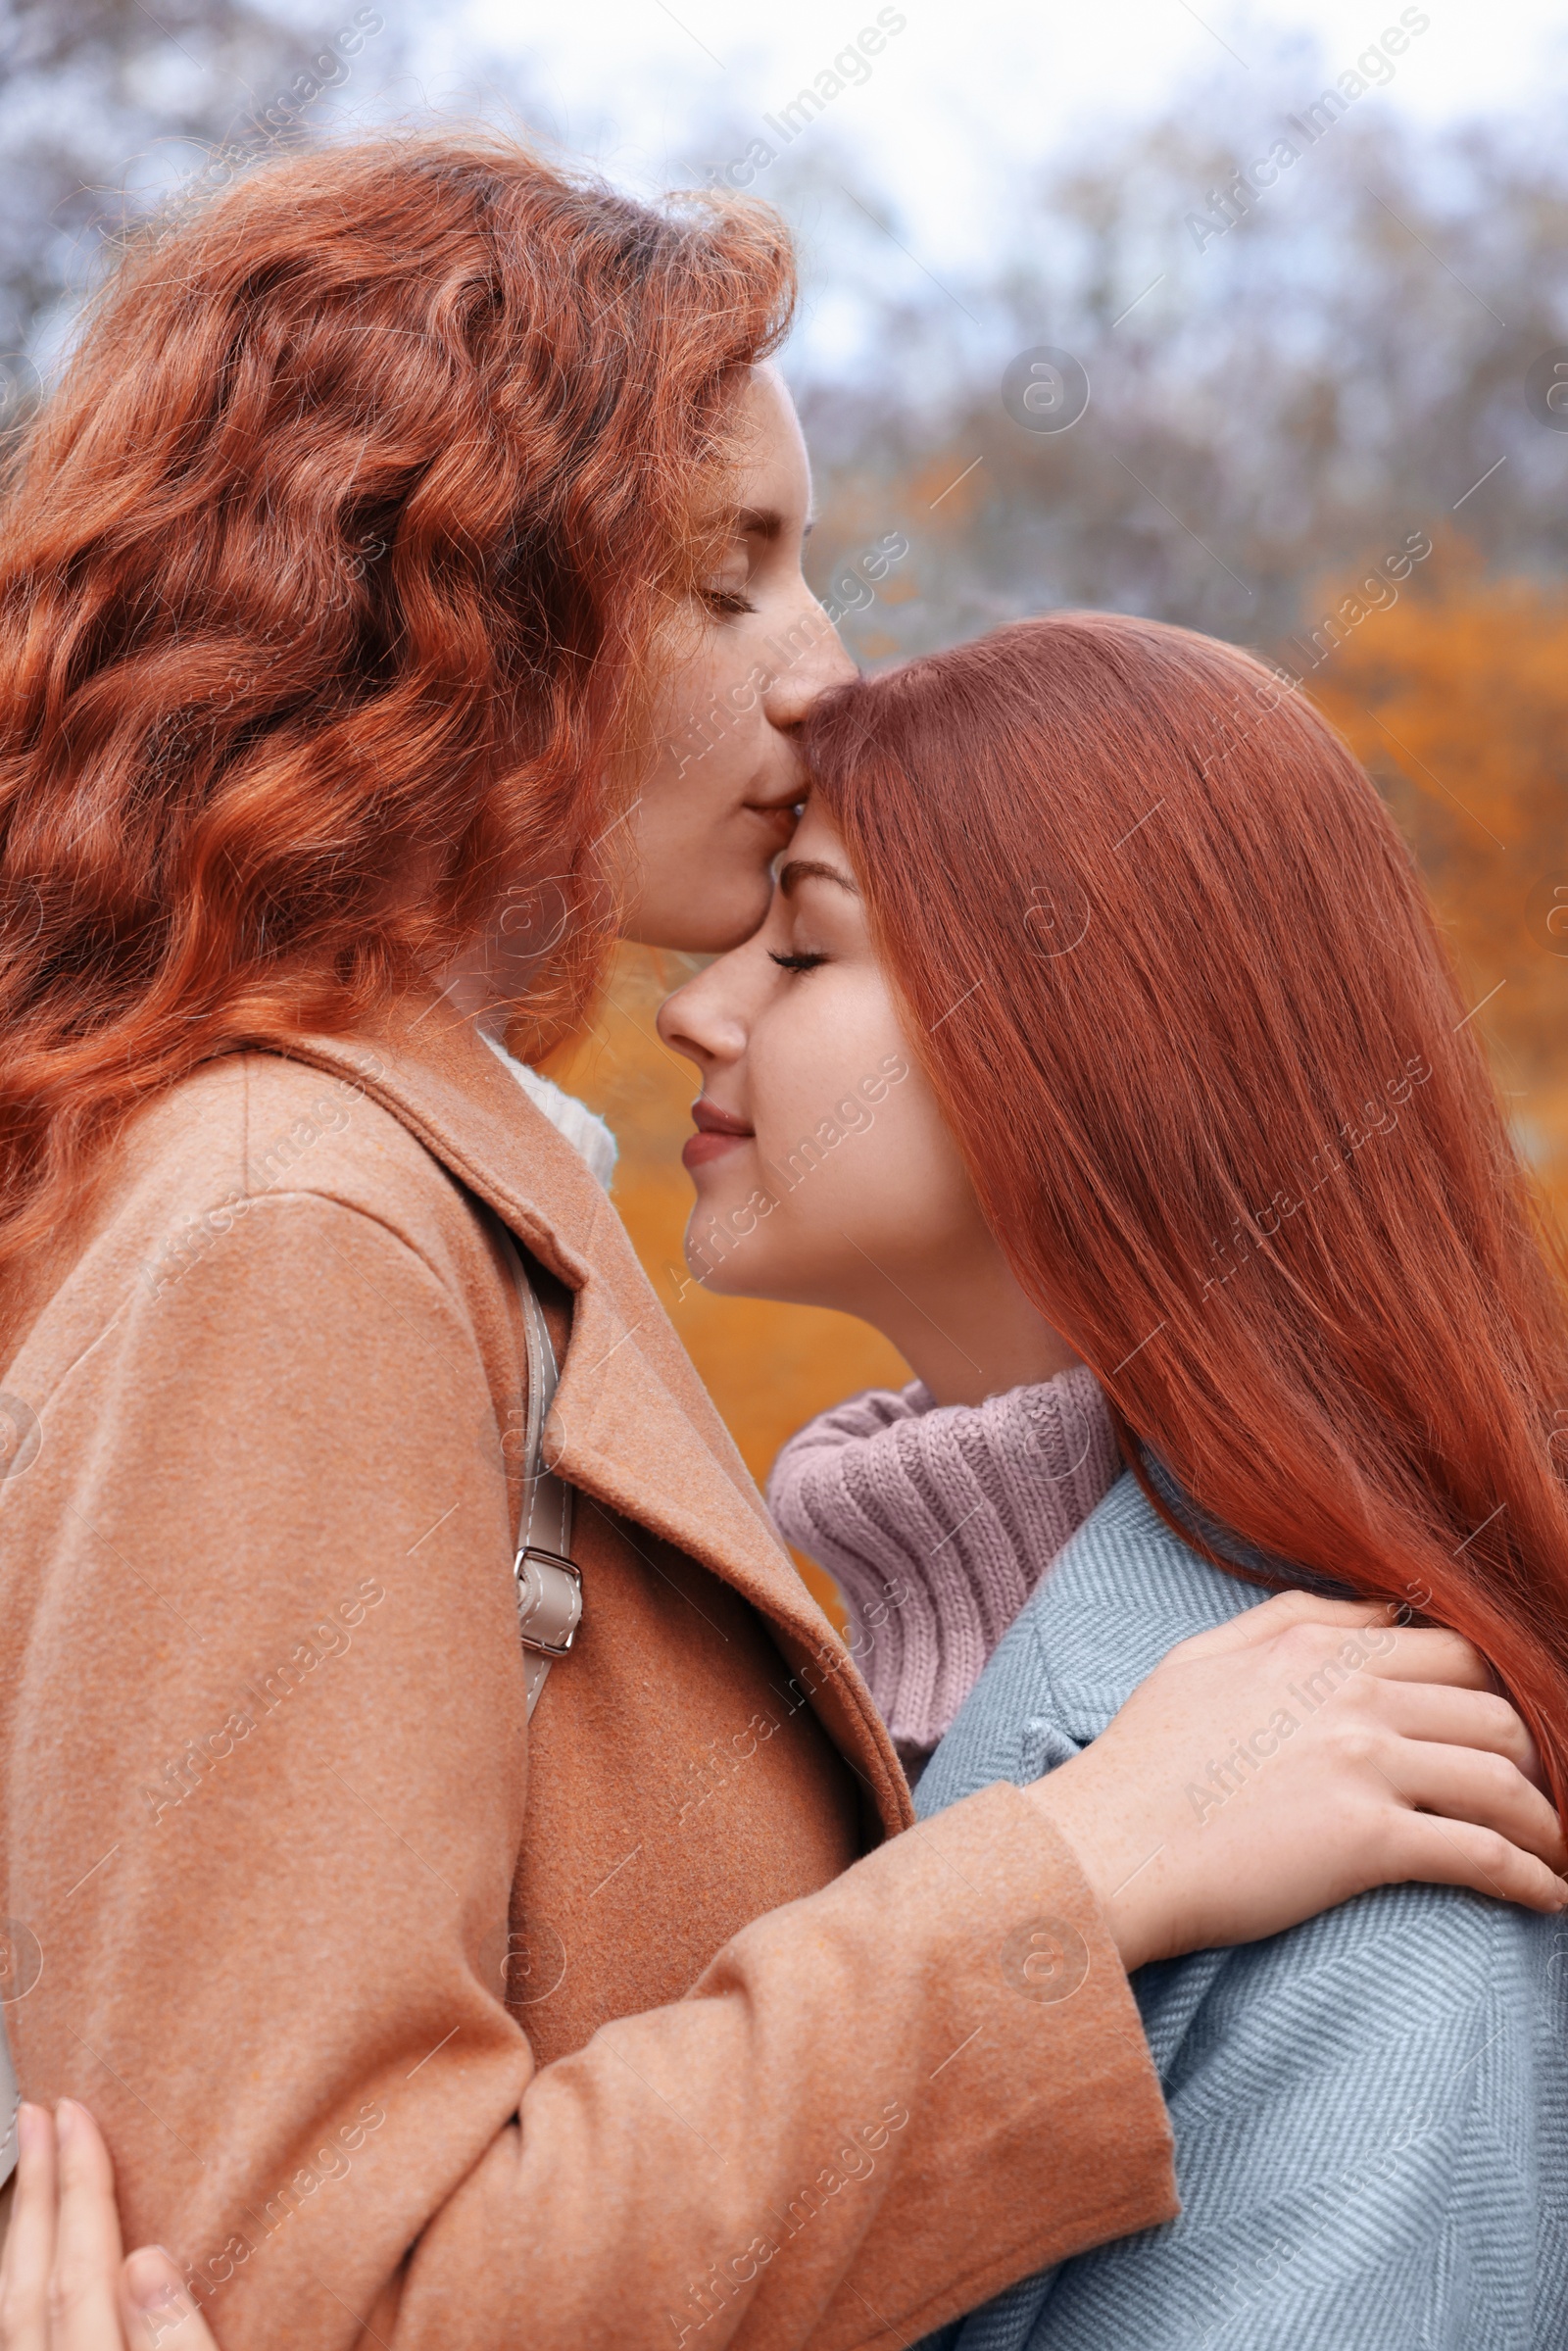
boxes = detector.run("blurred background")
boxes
[6,0,1567,1617]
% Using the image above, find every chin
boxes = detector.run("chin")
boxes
[684,1212,841,1310]
[626,861,773,954]
[693,1255,793,1305]
[684,1202,771,1299]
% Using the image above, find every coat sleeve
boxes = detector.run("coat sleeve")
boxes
[0,1191,1176,2351]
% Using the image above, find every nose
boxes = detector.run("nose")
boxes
[760,586,858,734]
[657,947,757,1079]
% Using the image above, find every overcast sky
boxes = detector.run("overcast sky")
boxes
[420,0,1568,271]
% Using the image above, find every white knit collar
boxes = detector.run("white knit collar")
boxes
[478,1030,618,1192]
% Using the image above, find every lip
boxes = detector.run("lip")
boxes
[743,794,802,843]
[683,1097,755,1173]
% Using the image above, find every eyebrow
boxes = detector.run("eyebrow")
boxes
[778,857,858,898]
[735,506,815,541]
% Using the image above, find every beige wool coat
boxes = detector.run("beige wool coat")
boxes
[0,983,1176,2348]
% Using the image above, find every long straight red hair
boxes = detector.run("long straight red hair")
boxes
[807,613,1568,1822]
[0,133,793,1300]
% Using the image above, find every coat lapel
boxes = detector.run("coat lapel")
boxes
[265,981,913,1839]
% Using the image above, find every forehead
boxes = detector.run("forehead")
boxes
[785,801,847,866]
[730,364,810,514]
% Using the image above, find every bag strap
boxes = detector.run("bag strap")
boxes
[490,1218,582,1718]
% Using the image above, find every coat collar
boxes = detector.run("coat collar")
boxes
[267,978,914,1839]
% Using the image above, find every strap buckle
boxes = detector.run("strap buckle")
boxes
[514,1546,583,1658]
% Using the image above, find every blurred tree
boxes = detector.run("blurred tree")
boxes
[789,89,1568,663]
[0,0,387,418]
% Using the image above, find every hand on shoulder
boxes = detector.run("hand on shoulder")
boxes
[1028,1589,1568,1971]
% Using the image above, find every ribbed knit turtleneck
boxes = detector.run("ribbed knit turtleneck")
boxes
[766,1365,1120,1777]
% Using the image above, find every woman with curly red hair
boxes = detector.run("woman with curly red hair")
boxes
[0,140,1558,2351]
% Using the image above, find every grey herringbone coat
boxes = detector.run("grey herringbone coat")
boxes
[917,1467,1568,2351]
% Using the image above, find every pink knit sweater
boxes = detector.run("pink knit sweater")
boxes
[766,1367,1120,1776]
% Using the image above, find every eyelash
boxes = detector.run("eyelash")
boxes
[702,587,759,618]
[769,951,827,973]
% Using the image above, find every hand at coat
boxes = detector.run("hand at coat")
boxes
[0,2102,217,2351]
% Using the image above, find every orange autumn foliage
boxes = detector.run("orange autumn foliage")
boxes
[1302,548,1568,1215]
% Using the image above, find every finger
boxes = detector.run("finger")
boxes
[121,2251,220,2350]
[1381,1805,1568,1916]
[1181,1596,1512,1705]
[1371,1676,1543,1786]
[48,2102,123,2351]
[1351,1624,1499,1694]
[0,2105,57,2351]
[1348,1626,1544,1776]
[1251,1612,1544,1782]
[1252,1608,1506,1703]
[1173,1589,1396,1659]
[1376,1733,1567,1873]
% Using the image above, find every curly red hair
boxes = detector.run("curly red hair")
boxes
[0,132,794,1289]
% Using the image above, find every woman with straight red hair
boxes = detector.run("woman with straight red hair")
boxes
[0,142,1561,2351]
[659,611,1568,2347]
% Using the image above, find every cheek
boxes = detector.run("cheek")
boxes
[747,978,900,1175]
[699,980,977,1305]
[795,1073,975,1260]
[629,647,783,952]
[648,638,768,812]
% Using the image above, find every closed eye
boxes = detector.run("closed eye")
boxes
[768,951,827,973]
